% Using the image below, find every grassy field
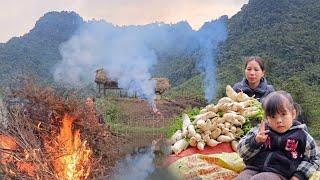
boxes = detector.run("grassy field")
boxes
[108,122,167,134]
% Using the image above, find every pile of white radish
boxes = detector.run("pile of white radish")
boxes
[169,85,262,155]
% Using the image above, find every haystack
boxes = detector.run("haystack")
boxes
[152,77,170,94]
[95,68,119,89]
[95,68,107,84]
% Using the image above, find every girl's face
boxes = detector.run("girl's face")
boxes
[267,106,296,133]
[245,60,265,87]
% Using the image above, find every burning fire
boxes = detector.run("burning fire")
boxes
[0,134,17,164]
[152,106,162,116]
[0,114,92,179]
[49,114,92,180]
[0,135,36,176]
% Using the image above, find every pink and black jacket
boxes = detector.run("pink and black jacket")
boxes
[237,121,320,180]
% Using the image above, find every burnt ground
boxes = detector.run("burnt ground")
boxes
[111,97,205,123]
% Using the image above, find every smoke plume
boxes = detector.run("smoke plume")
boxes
[54,21,157,105]
[53,16,227,104]
[196,16,228,102]
[110,146,155,180]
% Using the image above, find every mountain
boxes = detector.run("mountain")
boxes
[215,0,320,137]
[0,11,84,84]
[168,0,320,137]
[0,1,319,137]
[0,11,226,88]
[217,0,320,83]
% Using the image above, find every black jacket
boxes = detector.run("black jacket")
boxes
[238,121,320,180]
[246,122,306,179]
[233,77,275,101]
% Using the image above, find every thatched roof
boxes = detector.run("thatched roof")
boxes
[95,68,120,89]
[95,68,107,84]
[152,77,170,94]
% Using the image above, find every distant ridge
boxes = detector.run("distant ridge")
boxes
[0,11,84,83]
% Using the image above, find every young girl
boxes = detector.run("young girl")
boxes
[236,91,320,180]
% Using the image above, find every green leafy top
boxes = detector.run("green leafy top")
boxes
[166,107,201,138]
[242,99,265,136]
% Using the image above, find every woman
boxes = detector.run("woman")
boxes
[85,96,105,124]
[233,56,275,101]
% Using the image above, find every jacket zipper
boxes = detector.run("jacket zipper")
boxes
[263,152,273,169]
[277,135,281,148]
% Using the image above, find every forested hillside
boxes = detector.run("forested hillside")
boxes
[215,0,320,137]
[0,12,219,87]
[0,0,319,137]
[0,11,84,84]
[168,0,320,137]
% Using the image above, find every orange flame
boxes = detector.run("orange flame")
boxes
[1,114,92,178]
[0,134,17,163]
[52,114,92,180]
[0,135,35,176]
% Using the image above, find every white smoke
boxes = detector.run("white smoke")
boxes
[53,17,228,104]
[111,146,156,180]
[54,21,157,105]
[196,16,228,102]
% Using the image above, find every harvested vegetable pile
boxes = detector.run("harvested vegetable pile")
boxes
[168,85,264,155]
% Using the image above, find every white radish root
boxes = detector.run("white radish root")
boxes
[172,139,189,155]
[231,140,239,152]
[217,135,234,142]
[226,85,238,101]
[207,139,220,147]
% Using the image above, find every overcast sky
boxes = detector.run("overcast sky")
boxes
[0,0,248,43]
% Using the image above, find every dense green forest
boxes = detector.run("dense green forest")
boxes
[217,0,320,137]
[164,0,320,137]
[0,11,83,84]
[0,0,319,137]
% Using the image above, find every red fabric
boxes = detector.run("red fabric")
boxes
[164,142,234,166]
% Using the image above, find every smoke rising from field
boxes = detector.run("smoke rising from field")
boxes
[53,16,227,104]
[196,17,228,102]
[110,145,155,180]
[54,21,158,105]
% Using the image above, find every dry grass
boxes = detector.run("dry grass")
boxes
[0,77,207,179]
[0,78,126,179]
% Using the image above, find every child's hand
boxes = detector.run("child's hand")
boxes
[255,121,269,143]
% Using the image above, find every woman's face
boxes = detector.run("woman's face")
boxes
[85,97,94,108]
[245,60,265,86]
